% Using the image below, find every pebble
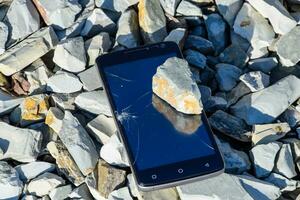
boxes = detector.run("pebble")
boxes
[164,28,187,49]
[46,71,83,93]
[198,85,211,103]
[215,0,243,26]
[53,37,87,73]
[48,184,72,200]
[265,173,298,192]
[50,93,77,111]
[274,143,297,179]
[96,0,139,12]
[0,22,8,54]
[108,187,133,200]
[248,57,278,74]
[184,49,207,69]
[215,63,242,91]
[247,45,269,60]
[0,90,24,115]
[239,71,270,92]
[160,0,181,16]
[184,35,214,54]
[218,44,249,68]
[176,0,203,17]
[78,66,103,91]
[280,106,300,128]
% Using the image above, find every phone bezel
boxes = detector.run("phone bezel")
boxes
[96,41,224,191]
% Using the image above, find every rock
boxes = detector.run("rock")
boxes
[218,44,249,68]
[100,134,129,167]
[231,75,300,125]
[248,57,278,74]
[274,144,297,179]
[0,22,8,54]
[53,37,86,73]
[50,93,77,111]
[215,63,242,91]
[116,9,140,48]
[108,187,133,200]
[275,26,300,67]
[15,162,55,183]
[227,81,251,106]
[209,110,250,142]
[21,195,38,200]
[0,90,24,115]
[250,142,281,178]
[265,173,298,192]
[230,31,250,52]
[81,8,116,37]
[176,0,203,17]
[11,72,31,96]
[239,71,270,92]
[32,0,82,30]
[215,0,243,26]
[138,0,167,43]
[251,123,291,145]
[248,0,297,35]
[247,45,269,60]
[96,0,138,12]
[280,106,300,128]
[86,114,117,145]
[0,27,58,76]
[184,35,214,54]
[0,161,23,200]
[164,28,187,49]
[85,32,111,66]
[47,71,83,93]
[184,49,206,69]
[0,122,42,162]
[48,184,72,200]
[190,25,206,37]
[152,57,203,114]
[27,172,65,197]
[198,85,211,103]
[78,66,103,92]
[4,0,40,41]
[270,65,300,84]
[47,141,85,186]
[68,183,93,199]
[75,90,112,116]
[204,13,227,54]
[204,96,227,113]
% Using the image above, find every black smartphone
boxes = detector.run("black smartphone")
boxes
[96,41,224,191]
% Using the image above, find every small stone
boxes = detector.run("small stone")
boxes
[27,172,65,197]
[32,0,82,30]
[108,187,133,200]
[160,0,181,16]
[204,13,227,54]
[68,183,93,199]
[53,37,86,73]
[275,26,300,67]
[230,31,250,52]
[48,184,72,200]
[265,173,298,192]
[0,22,8,54]
[100,134,129,167]
[215,63,242,92]
[0,90,24,115]
[247,45,269,60]
[95,0,138,12]
[50,93,77,111]
[176,0,203,17]
[250,142,281,178]
[0,161,23,200]
[215,0,243,26]
[0,122,42,162]
[227,81,251,106]
[198,85,211,103]
[11,72,31,96]
[274,144,297,179]
[47,71,83,94]
[184,35,214,54]
[15,162,55,183]
[164,28,187,49]
[204,96,227,113]
[252,123,290,145]
[218,44,249,68]
[209,110,250,142]
[152,57,203,114]
[81,8,116,37]
[4,0,40,41]
[231,75,300,125]
[184,49,206,69]
[116,9,140,49]
[248,57,278,74]
[280,106,300,128]
[248,0,297,35]
[138,0,167,43]
[0,27,58,76]
[78,66,103,92]
[239,71,270,92]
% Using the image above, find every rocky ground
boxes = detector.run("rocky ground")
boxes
[0,0,300,199]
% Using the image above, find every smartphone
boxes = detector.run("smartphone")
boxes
[96,42,224,191]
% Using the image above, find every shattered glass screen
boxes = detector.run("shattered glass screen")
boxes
[103,54,216,170]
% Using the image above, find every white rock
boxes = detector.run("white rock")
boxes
[248,0,297,35]
[108,187,133,200]
[247,45,269,59]
[53,37,87,73]
[78,66,103,91]
[265,173,298,192]
[164,28,187,48]
[50,93,78,111]
[0,161,23,200]
[0,22,8,54]
[0,27,58,76]
[21,195,38,200]
[27,172,65,197]
[176,0,203,16]
[68,183,93,199]
[96,0,139,12]
[49,184,72,200]
[0,122,42,162]
[47,71,83,93]
[0,90,24,115]
[160,0,181,16]
[274,144,297,179]
[215,0,243,26]
[239,71,270,92]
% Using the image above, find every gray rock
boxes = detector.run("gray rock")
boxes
[15,162,55,183]
[4,0,40,41]
[248,57,278,74]
[32,0,82,30]
[184,49,206,69]
[215,63,242,91]
[251,123,291,145]
[204,13,227,54]
[280,106,300,128]
[46,108,98,176]
[49,185,72,200]
[164,28,187,49]
[21,195,38,200]
[160,0,181,16]
[227,81,251,106]
[0,122,42,162]
[209,110,250,142]
[218,44,249,68]
[0,161,23,200]
[78,66,103,91]
[138,0,167,43]
[176,0,203,17]
[275,26,300,67]
[230,31,250,52]
[116,9,140,48]
[215,0,243,26]
[53,37,86,73]
[0,22,8,54]
[247,45,269,60]
[248,0,296,35]
[96,0,138,12]
[152,57,203,114]
[274,144,297,179]
[50,93,78,111]
[204,96,227,113]
[250,142,281,178]
[47,71,83,93]
[0,27,58,76]
[239,71,270,92]
[0,90,24,116]
[27,172,65,197]
[198,85,211,103]
[184,35,214,54]
[231,75,300,125]
[68,183,93,199]
[265,173,298,192]
[108,187,133,200]
[81,8,116,37]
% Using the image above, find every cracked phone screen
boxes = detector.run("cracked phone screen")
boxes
[103,54,216,171]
